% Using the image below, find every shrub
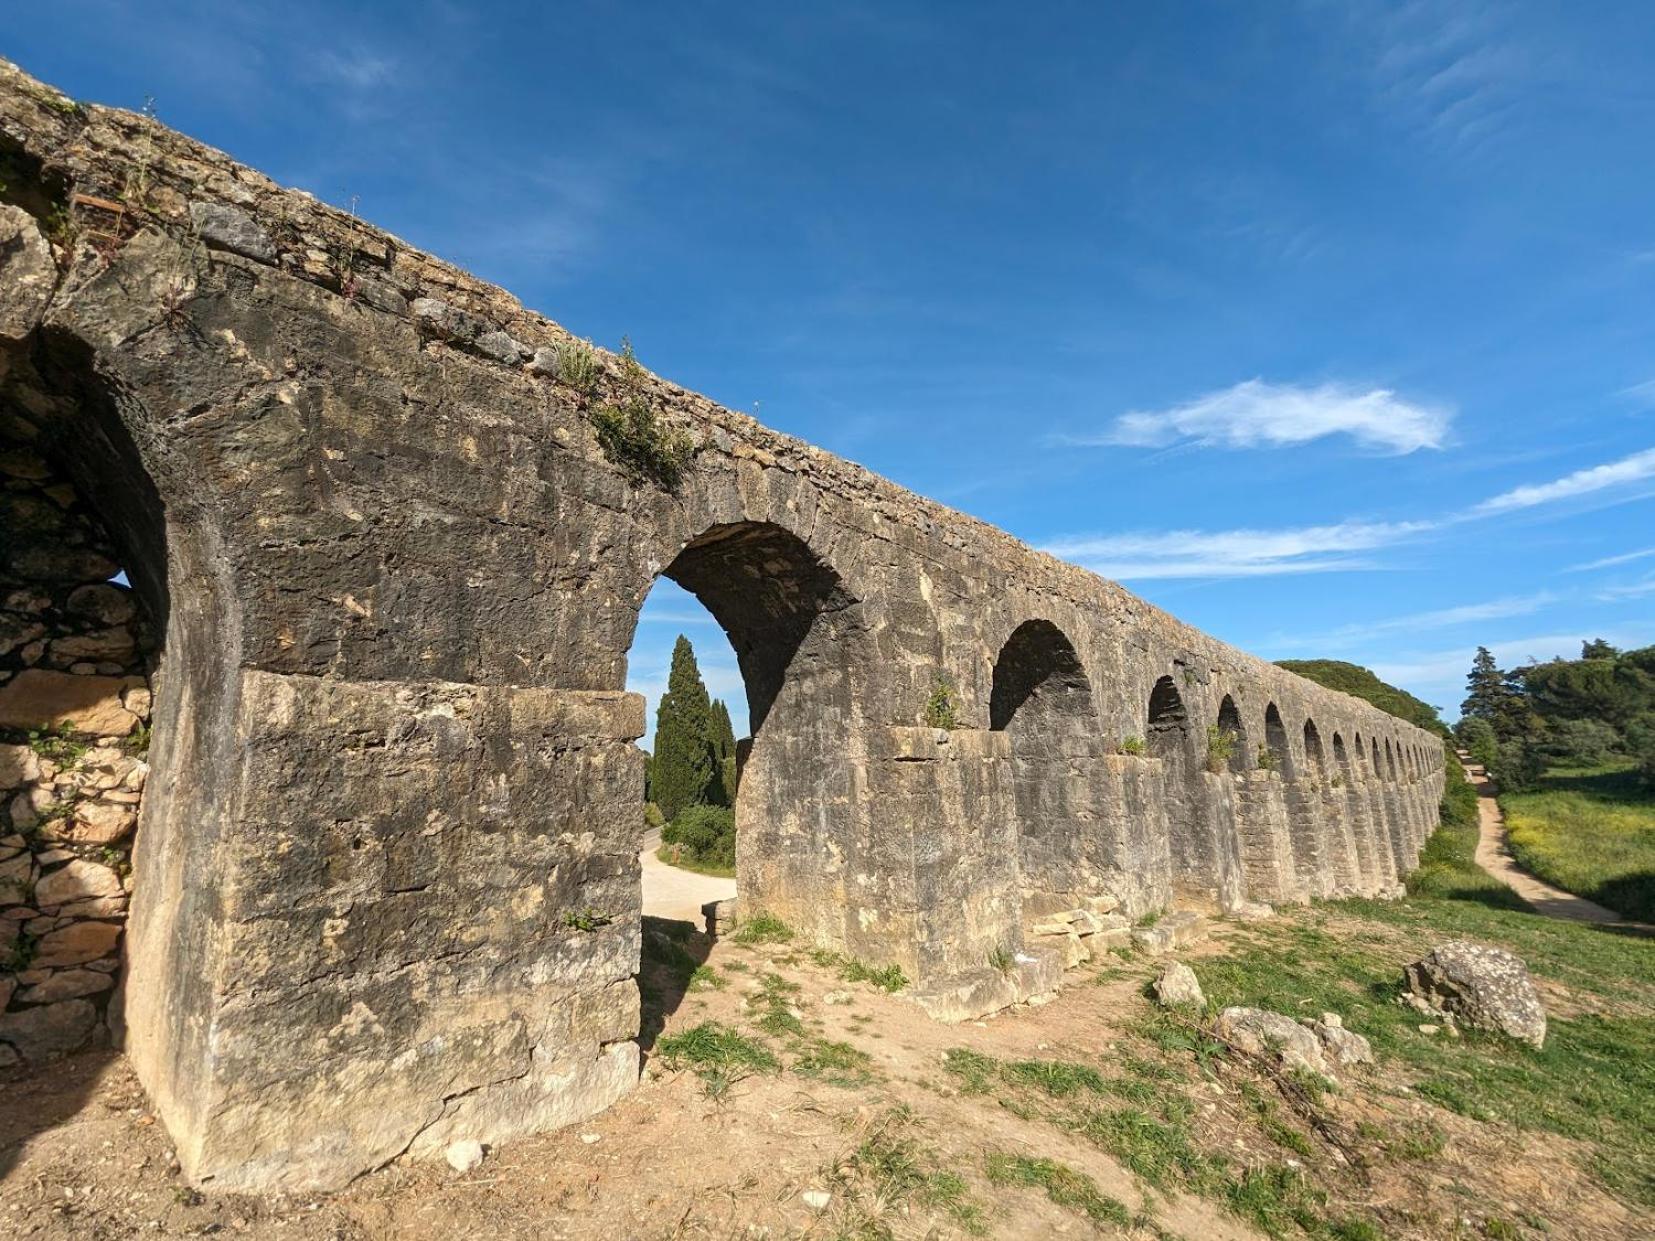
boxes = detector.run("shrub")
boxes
[588,338,692,489]
[1205,724,1236,774]
[1119,735,1145,756]
[1541,718,1622,766]
[555,339,601,397]
[643,801,664,829]
[923,677,960,730]
[662,803,735,870]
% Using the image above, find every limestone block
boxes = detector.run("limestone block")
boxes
[0,669,140,735]
[32,920,121,968]
[1214,1006,1331,1078]
[0,997,97,1062]
[1152,961,1205,1008]
[0,743,41,790]
[0,204,55,344]
[189,200,277,263]
[36,858,123,906]
[68,801,137,845]
[1404,941,1546,1049]
[65,582,138,625]
[16,967,115,1003]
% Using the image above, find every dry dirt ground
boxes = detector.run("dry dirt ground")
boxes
[0,905,1644,1241]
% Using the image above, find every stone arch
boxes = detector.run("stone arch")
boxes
[1384,738,1398,779]
[989,620,1105,913]
[1302,718,1326,773]
[1148,674,1233,906]
[1215,693,1248,773]
[1,323,241,1175]
[1263,702,1293,778]
[636,520,871,952]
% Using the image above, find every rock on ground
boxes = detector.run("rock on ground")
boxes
[1213,1006,1331,1078]
[1404,941,1546,1049]
[1152,961,1205,1009]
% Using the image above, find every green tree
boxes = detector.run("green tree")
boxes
[650,635,717,822]
[1582,638,1619,660]
[707,697,739,806]
[1461,646,1507,724]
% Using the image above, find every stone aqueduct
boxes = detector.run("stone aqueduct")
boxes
[0,62,1444,1190]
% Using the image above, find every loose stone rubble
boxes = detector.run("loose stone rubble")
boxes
[1403,941,1547,1049]
[0,439,151,1069]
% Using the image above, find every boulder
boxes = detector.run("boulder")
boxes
[1152,961,1205,1009]
[16,967,114,1003]
[1214,1006,1331,1077]
[68,800,137,845]
[189,200,277,263]
[1404,941,1546,1049]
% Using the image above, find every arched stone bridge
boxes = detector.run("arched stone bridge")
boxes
[0,61,1444,1190]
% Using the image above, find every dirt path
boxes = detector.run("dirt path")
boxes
[1460,760,1649,929]
[639,828,736,924]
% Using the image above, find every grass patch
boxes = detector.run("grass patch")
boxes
[824,1106,986,1236]
[732,911,794,945]
[984,1152,1131,1229]
[1501,761,1655,921]
[808,948,910,993]
[656,1021,777,1096]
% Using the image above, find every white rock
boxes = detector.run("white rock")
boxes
[801,1190,831,1211]
[445,1139,485,1173]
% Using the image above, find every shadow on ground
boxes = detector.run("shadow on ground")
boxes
[638,914,714,1054]
[0,1046,118,1180]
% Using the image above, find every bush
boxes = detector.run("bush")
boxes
[1489,739,1544,793]
[643,801,664,829]
[662,803,735,870]
[1537,718,1622,766]
[923,677,959,730]
[1455,717,1499,769]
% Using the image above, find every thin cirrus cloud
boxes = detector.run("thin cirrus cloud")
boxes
[1044,443,1655,581]
[1269,591,1559,653]
[1566,546,1655,573]
[1063,379,1453,455]
[1470,446,1655,515]
[1040,521,1432,581]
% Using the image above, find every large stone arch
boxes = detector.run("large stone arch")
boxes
[629,520,871,953]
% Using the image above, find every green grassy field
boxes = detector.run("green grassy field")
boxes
[1501,762,1655,922]
[1200,776,1655,1213]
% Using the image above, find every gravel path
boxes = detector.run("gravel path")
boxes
[639,828,737,926]
[1462,760,1651,931]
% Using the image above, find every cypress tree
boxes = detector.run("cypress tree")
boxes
[651,635,715,821]
[709,698,739,805]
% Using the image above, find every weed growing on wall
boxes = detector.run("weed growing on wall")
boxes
[588,337,692,490]
[923,677,960,730]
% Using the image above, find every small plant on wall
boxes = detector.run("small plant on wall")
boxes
[587,337,693,490]
[1256,744,1280,772]
[924,677,960,730]
[1119,734,1146,756]
[1205,724,1237,774]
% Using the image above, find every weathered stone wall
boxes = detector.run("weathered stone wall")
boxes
[0,58,1447,1192]
[0,435,152,1066]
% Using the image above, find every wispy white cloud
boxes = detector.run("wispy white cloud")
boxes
[1595,575,1655,602]
[1566,546,1655,573]
[1470,446,1655,515]
[1618,378,1655,407]
[1269,591,1558,653]
[1041,521,1431,580]
[1064,379,1451,455]
[1044,442,1655,582]
[313,50,397,91]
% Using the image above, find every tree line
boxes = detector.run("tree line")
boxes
[647,634,739,871]
[1456,640,1655,790]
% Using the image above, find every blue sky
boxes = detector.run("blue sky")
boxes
[14,2,1655,740]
